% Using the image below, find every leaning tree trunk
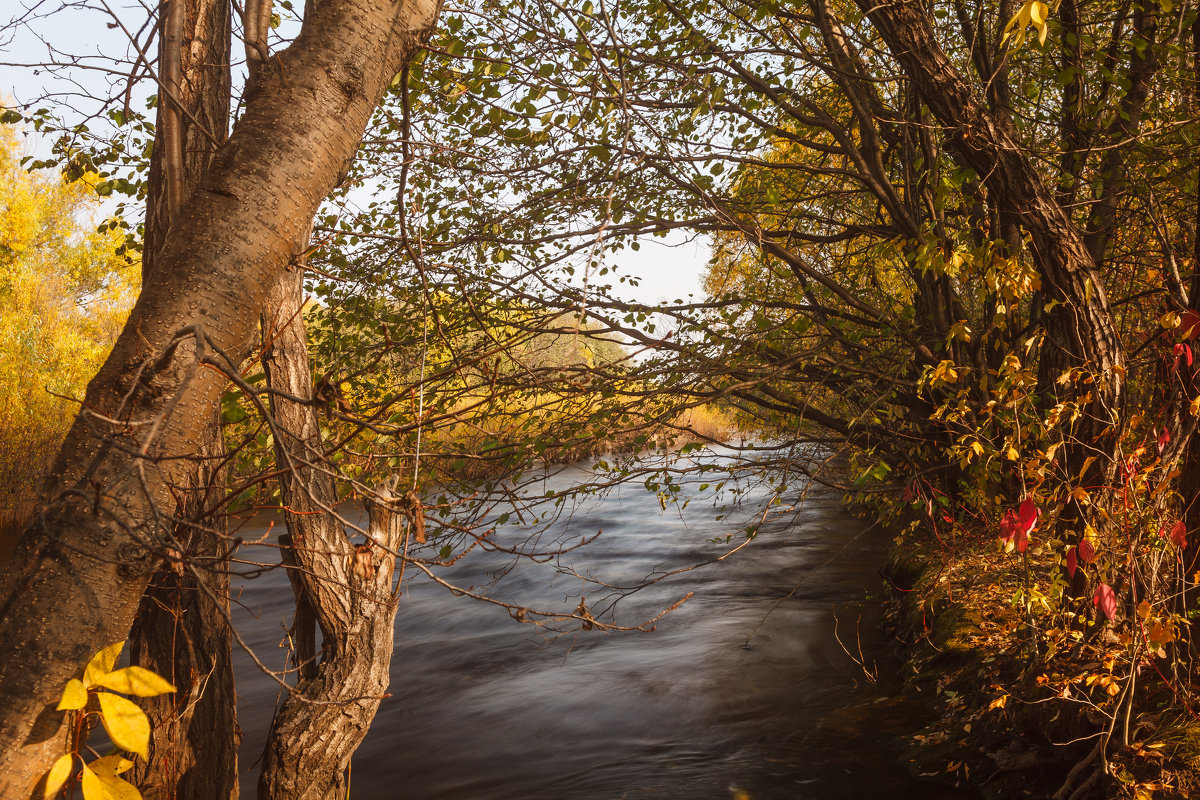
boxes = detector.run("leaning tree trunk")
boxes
[126,0,240,796]
[856,0,1127,524]
[257,265,413,800]
[0,0,440,791]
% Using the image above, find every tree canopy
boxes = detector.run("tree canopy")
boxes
[6,0,1200,794]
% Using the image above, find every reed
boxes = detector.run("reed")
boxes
[671,404,736,443]
[0,497,32,560]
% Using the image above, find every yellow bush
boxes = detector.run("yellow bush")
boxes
[0,121,137,513]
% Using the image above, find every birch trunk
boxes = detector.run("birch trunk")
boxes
[0,0,439,791]
[257,265,410,799]
[126,0,239,795]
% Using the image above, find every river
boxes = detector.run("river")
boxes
[232,450,979,798]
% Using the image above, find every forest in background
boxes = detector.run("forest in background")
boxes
[5,0,1200,796]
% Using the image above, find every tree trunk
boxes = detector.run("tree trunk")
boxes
[857,0,1126,513]
[0,0,439,791]
[127,0,240,796]
[1173,17,1200,632]
[126,498,239,800]
[257,265,411,800]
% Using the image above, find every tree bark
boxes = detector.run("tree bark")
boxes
[1173,17,1200,631]
[127,0,240,796]
[257,265,410,799]
[0,0,439,792]
[857,0,1126,508]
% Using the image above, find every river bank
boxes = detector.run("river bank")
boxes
[881,523,1200,800]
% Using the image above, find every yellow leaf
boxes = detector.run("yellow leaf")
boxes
[1137,600,1152,620]
[1190,396,1200,418]
[93,773,139,800]
[97,692,150,759]
[1072,486,1090,504]
[57,679,88,711]
[1160,311,1181,330]
[88,756,134,778]
[971,440,985,457]
[93,667,176,698]
[1006,446,1019,461]
[43,753,75,799]
[1030,0,1049,44]
[80,764,114,800]
[79,763,139,800]
[83,642,125,687]
[1079,455,1097,480]
[1148,621,1175,645]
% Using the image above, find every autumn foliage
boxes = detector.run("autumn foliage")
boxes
[0,123,136,516]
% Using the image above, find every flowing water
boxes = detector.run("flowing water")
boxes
[233,452,979,798]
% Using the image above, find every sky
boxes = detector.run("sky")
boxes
[1,1,712,308]
[606,234,708,306]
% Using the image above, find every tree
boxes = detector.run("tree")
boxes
[0,124,136,506]
[0,0,441,793]
[342,0,1200,784]
[124,0,239,794]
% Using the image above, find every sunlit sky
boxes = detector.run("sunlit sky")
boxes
[1,6,711,308]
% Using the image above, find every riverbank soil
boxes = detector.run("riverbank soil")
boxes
[882,530,1200,800]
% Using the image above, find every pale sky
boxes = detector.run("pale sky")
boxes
[1,5,712,309]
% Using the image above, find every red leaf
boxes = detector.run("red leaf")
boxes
[1066,547,1078,579]
[1170,346,1183,376]
[1180,309,1200,340]
[1122,456,1138,481]
[1018,497,1038,533]
[1158,427,1171,454]
[1170,520,1188,549]
[1093,583,1117,620]
[1078,539,1095,563]
[997,499,1038,554]
[999,510,1019,544]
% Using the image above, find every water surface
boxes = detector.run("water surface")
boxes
[233,455,976,798]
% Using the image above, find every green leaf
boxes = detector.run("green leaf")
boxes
[93,667,176,698]
[97,692,150,759]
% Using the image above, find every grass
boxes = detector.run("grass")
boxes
[0,497,33,562]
